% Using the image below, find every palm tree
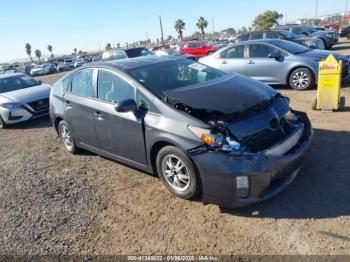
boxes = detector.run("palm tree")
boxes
[25,43,33,62]
[73,48,77,54]
[47,45,53,57]
[175,19,186,40]
[34,49,42,63]
[105,43,112,50]
[196,17,208,39]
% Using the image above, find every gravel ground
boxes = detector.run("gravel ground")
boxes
[1,40,350,256]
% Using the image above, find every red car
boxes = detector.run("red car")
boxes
[180,41,218,57]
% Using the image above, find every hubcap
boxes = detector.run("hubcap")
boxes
[162,155,190,192]
[60,125,73,150]
[292,71,310,89]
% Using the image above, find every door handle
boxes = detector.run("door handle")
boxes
[65,100,72,109]
[248,60,255,64]
[94,111,104,120]
[222,60,228,64]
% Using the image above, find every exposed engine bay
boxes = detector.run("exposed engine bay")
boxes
[167,94,307,156]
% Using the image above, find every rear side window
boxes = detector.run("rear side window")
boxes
[236,34,250,42]
[250,33,263,40]
[71,69,94,97]
[220,45,245,59]
[97,70,134,103]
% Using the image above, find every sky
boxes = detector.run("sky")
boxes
[0,0,349,62]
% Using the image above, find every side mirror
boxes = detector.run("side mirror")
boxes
[268,52,280,60]
[115,99,137,113]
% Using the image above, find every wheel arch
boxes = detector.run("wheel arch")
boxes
[286,65,316,87]
[53,116,64,134]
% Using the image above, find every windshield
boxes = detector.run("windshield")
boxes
[277,30,298,39]
[129,59,225,99]
[303,26,317,34]
[0,75,41,94]
[272,40,309,54]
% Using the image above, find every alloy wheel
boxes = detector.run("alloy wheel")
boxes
[161,154,190,192]
[60,125,73,151]
[291,71,310,89]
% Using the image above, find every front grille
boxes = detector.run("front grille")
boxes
[242,119,295,153]
[27,98,49,113]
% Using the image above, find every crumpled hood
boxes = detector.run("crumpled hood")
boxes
[0,84,51,104]
[301,49,348,61]
[164,74,277,115]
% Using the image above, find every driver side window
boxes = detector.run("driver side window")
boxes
[97,70,135,103]
[249,44,278,58]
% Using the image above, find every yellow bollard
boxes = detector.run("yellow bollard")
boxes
[314,54,344,111]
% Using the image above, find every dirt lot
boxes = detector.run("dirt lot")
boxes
[1,40,350,256]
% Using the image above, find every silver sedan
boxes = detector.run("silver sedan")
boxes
[0,73,51,128]
[199,39,349,90]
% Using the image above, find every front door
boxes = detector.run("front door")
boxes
[93,69,147,165]
[245,43,283,84]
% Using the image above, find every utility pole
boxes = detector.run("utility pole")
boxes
[212,18,215,34]
[315,0,318,18]
[159,16,164,46]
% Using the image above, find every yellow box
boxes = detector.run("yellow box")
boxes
[316,54,342,110]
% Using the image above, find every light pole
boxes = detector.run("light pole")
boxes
[346,0,349,13]
[315,0,318,18]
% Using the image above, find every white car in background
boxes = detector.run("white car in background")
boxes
[0,73,51,128]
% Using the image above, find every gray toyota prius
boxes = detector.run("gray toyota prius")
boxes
[50,56,312,209]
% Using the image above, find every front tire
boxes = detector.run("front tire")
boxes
[289,67,315,90]
[58,120,78,154]
[156,146,200,199]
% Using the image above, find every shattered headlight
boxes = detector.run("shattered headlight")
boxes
[188,125,240,152]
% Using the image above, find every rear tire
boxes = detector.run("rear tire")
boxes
[0,115,7,129]
[58,120,78,154]
[289,67,315,90]
[156,146,200,199]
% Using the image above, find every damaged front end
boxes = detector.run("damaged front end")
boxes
[176,94,305,158]
[169,94,313,208]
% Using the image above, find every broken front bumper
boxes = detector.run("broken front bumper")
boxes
[191,111,313,209]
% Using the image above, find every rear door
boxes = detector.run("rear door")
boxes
[214,44,247,75]
[93,69,147,165]
[245,43,283,84]
[63,68,98,147]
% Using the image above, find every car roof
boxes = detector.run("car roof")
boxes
[0,72,24,79]
[233,39,282,45]
[85,56,183,71]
